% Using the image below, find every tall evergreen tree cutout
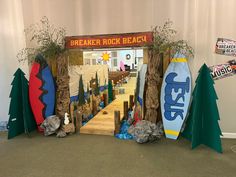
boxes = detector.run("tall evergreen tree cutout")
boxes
[87,83,90,104]
[78,75,85,106]
[182,64,222,153]
[8,68,36,139]
[108,80,113,103]
[94,72,100,96]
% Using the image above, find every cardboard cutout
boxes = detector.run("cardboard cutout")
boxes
[8,68,37,139]
[182,64,223,153]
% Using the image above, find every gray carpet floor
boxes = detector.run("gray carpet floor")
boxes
[0,132,236,177]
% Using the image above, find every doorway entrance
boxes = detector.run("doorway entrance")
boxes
[65,32,153,135]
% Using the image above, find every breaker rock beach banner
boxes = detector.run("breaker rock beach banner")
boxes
[215,38,236,57]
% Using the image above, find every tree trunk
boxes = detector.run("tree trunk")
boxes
[48,59,57,78]
[144,50,161,123]
[56,54,70,118]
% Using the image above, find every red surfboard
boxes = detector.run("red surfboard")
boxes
[29,62,45,131]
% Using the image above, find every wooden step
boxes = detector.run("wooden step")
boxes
[80,124,114,136]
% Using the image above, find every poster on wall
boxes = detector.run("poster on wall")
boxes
[215,38,236,57]
[209,60,236,80]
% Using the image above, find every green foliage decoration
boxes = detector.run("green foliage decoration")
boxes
[147,20,194,57]
[17,16,66,64]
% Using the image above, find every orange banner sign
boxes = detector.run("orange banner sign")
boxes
[65,32,153,49]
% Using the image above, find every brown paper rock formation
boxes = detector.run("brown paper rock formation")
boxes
[56,54,70,118]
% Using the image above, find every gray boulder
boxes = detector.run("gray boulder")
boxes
[40,115,61,136]
[128,120,163,143]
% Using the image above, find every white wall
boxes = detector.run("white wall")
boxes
[75,0,153,35]
[21,0,77,37]
[0,0,28,122]
[1,0,235,134]
[0,0,77,122]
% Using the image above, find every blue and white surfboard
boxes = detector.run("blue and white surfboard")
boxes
[160,53,191,140]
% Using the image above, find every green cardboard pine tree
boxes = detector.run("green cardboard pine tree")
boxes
[94,72,100,96]
[8,68,37,139]
[21,71,37,134]
[108,80,113,103]
[182,64,223,153]
[87,83,91,104]
[78,75,86,106]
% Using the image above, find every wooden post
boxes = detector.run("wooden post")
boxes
[112,89,116,100]
[103,93,108,107]
[129,95,134,110]
[75,111,79,132]
[92,96,97,115]
[70,103,75,124]
[75,111,82,133]
[114,110,121,135]
[143,48,148,64]
[78,112,82,131]
[123,101,129,120]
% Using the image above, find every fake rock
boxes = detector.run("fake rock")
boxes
[128,120,163,143]
[40,115,61,136]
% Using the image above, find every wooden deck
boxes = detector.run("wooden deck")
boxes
[80,77,136,136]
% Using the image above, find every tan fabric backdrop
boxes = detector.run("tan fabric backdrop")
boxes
[1,0,236,134]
